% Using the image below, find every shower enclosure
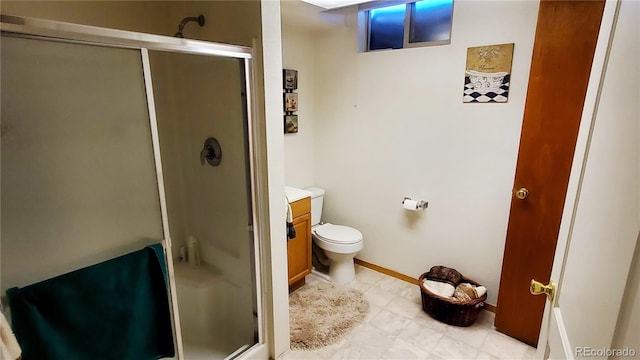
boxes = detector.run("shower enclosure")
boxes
[0,15,263,360]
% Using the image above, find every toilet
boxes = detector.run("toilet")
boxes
[306,187,363,285]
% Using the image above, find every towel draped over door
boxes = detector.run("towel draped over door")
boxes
[6,243,175,360]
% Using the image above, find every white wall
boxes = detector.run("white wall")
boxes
[613,236,640,357]
[611,3,640,354]
[306,0,539,305]
[282,23,316,188]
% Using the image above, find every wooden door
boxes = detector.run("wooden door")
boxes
[495,0,605,347]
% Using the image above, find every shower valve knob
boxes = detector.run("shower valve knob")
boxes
[200,137,222,167]
[200,146,210,164]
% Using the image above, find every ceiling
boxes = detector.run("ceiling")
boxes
[299,0,368,9]
[280,0,351,33]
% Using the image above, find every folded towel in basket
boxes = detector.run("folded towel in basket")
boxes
[422,279,455,298]
[453,283,487,302]
[6,243,175,360]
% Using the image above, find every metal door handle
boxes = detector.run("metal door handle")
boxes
[530,279,555,301]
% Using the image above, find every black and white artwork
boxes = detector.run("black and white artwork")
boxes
[463,43,514,103]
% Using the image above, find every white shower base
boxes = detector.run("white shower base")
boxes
[182,339,233,360]
[174,262,247,359]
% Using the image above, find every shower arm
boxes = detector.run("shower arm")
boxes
[174,15,205,38]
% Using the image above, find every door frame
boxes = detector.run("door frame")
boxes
[535,0,623,356]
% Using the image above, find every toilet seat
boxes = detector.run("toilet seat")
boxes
[314,223,362,244]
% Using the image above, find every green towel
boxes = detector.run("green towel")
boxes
[6,244,175,360]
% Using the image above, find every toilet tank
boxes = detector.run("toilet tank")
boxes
[305,187,325,226]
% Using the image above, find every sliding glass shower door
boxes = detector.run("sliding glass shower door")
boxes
[0,36,165,292]
[1,19,260,360]
[148,50,258,359]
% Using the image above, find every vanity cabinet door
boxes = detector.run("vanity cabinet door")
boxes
[287,197,312,290]
[287,212,311,286]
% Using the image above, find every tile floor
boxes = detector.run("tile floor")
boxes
[282,265,537,360]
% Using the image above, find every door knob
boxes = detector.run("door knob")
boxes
[515,187,529,200]
[530,279,555,301]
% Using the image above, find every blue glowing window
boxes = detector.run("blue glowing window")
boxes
[409,0,453,43]
[364,0,454,52]
[368,4,406,51]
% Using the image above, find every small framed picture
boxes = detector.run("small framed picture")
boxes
[284,92,298,112]
[283,69,298,90]
[284,115,298,134]
[463,43,514,103]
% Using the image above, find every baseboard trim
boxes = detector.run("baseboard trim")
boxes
[484,303,497,313]
[354,258,418,285]
[354,258,497,313]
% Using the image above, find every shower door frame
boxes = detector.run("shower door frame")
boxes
[0,14,267,360]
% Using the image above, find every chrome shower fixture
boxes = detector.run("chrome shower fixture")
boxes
[174,15,205,38]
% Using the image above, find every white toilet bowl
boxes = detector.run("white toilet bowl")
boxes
[312,223,363,285]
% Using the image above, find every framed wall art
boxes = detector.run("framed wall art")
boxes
[463,43,514,103]
[284,115,298,134]
[283,68,299,134]
[283,69,298,90]
[284,92,298,112]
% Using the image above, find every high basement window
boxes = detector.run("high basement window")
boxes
[358,0,454,52]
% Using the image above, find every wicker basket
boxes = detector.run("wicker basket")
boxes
[418,272,487,327]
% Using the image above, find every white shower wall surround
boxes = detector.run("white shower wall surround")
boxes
[0,16,264,360]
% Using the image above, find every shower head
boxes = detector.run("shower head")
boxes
[174,15,205,38]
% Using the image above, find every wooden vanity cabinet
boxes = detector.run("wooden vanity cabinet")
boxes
[287,197,312,291]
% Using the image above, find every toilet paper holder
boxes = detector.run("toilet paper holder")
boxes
[403,197,428,210]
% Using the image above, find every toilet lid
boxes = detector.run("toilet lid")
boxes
[315,224,362,244]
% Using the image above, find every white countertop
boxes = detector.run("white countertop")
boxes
[285,186,312,203]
